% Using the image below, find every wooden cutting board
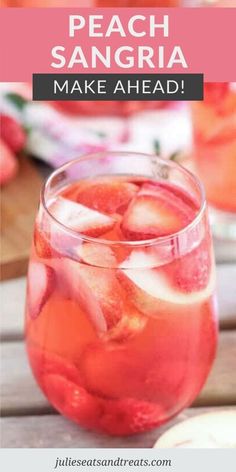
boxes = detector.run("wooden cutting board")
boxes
[1,156,43,281]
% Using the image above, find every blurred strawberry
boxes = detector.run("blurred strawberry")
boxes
[1,114,26,153]
[0,139,19,186]
[204,83,229,105]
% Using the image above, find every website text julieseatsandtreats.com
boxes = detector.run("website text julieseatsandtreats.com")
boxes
[54,456,172,469]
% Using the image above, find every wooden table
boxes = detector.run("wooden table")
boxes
[1,255,236,448]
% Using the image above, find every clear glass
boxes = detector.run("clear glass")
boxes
[25,152,218,436]
[191,83,236,241]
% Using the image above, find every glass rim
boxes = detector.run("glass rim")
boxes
[41,151,206,248]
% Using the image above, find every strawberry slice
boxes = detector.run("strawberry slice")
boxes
[121,183,195,241]
[117,250,215,318]
[101,397,165,436]
[49,197,116,237]
[34,208,79,260]
[27,261,54,319]
[74,179,138,215]
[33,224,52,259]
[34,221,66,260]
[43,374,101,430]
[1,114,26,153]
[165,237,212,293]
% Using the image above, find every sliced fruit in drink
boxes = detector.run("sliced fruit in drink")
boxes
[49,197,116,237]
[60,255,125,330]
[118,250,215,318]
[34,224,52,259]
[43,374,101,429]
[59,258,107,332]
[101,397,165,436]
[27,346,82,386]
[121,183,195,240]
[119,249,154,269]
[100,302,147,342]
[165,238,212,293]
[27,261,54,319]
[73,179,138,214]
[72,242,117,268]
[75,267,124,330]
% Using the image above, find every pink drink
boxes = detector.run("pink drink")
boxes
[26,153,217,436]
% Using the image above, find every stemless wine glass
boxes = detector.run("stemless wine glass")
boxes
[191,83,236,240]
[25,152,218,436]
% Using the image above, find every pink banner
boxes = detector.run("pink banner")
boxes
[1,7,235,82]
